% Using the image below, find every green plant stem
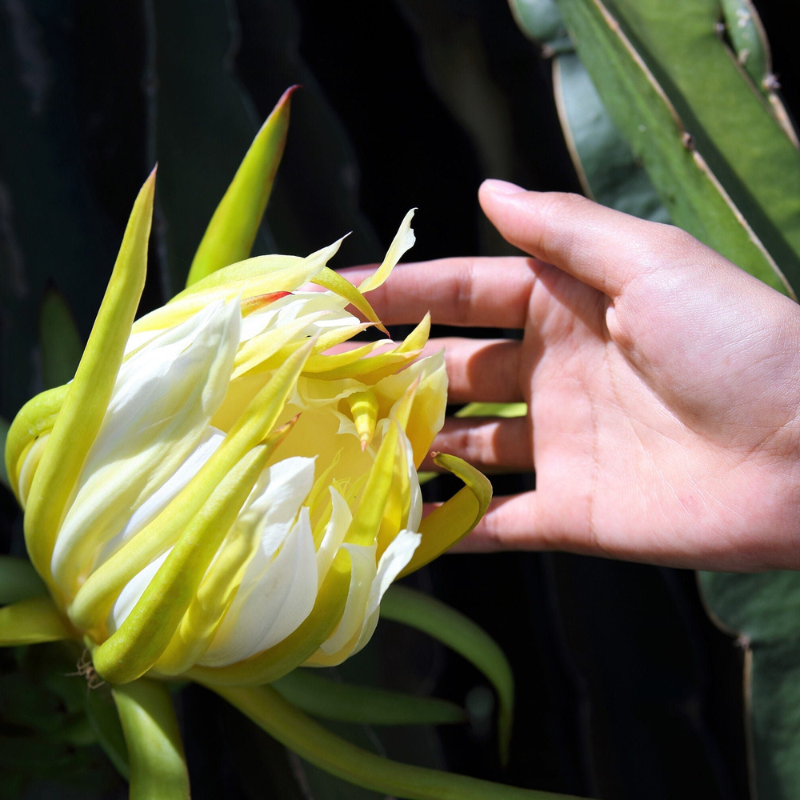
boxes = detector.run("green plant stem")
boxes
[112,679,189,800]
[382,585,514,765]
[273,669,466,726]
[215,684,588,800]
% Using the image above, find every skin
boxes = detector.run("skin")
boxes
[340,180,800,572]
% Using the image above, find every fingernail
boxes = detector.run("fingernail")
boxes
[481,179,526,196]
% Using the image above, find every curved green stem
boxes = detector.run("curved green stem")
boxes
[381,585,514,765]
[112,679,190,800]
[85,684,130,780]
[273,669,466,726]
[215,684,587,800]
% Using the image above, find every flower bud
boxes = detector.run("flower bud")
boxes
[6,181,489,685]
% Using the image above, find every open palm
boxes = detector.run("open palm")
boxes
[343,182,800,571]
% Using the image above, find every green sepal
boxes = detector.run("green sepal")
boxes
[456,402,527,420]
[23,171,155,593]
[186,87,296,287]
[381,585,514,767]
[0,596,74,646]
[5,383,68,503]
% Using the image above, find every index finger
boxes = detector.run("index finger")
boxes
[338,257,538,328]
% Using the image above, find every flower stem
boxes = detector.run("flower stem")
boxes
[112,679,190,800]
[214,683,589,800]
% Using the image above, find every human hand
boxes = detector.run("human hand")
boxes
[341,181,800,572]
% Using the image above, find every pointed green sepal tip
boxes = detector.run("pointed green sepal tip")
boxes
[23,171,154,592]
[186,86,298,288]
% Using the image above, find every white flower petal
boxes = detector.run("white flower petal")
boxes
[404,435,423,532]
[240,292,355,342]
[317,542,377,657]
[237,457,316,569]
[95,429,225,568]
[316,487,351,582]
[352,529,421,655]
[201,508,318,666]
[52,300,240,596]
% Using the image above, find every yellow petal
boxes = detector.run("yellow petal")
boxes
[136,239,344,335]
[312,322,375,353]
[240,290,292,317]
[396,312,430,353]
[232,311,329,380]
[304,341,389,375]
[24,170,155,595]
[312,350,419,383]
[376,352,448,467]
[176,255,302,297]
[398,454,492,578]
[312,268,388,335]
[344,422,400,547]
[376,433,411,558]
[308,450,343,537]
[358,209,416,293]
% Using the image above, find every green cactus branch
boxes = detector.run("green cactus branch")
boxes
[551,0,790,295]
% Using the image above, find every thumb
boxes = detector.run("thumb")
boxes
[479,180,684,297]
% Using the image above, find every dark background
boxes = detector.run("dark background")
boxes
[2,1,799,798]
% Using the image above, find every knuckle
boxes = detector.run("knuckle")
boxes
[452,259,477,324]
